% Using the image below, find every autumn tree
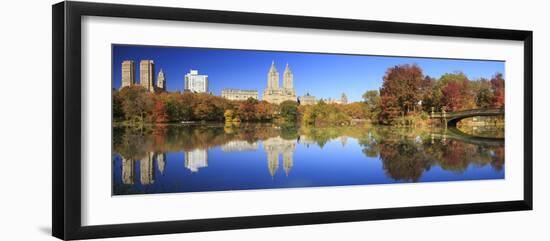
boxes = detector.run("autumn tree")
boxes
[490,73,505,108]
[439,72,474,111]
[378,64,424,123]
[224,109,239,122]
[191,93,225,121]
[152,98,167,123]
[442,82,464,111]
[340,102,369,119]
[256,101,276,121]
[118,86,154,123]
[236,98,259,121]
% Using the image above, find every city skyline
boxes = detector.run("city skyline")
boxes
[112,44,505,102]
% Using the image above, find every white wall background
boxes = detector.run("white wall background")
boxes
[0,0,548,240]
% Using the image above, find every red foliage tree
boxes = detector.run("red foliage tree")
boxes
[237,98,258,121]
[378,64,424,123]
[490,73,505,108]
[441,82,464,111]
[152,99,167,123]
[438,72,474,112]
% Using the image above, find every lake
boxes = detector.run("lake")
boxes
[112,123,504,195]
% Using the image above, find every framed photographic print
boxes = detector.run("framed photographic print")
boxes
[52,1,533,240]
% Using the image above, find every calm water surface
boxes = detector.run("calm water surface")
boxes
[112,123,504,195]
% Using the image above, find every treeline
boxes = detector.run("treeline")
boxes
[298,64,505,126]
[113,86,282,124]
[375,64,505,124]
[113,64,505,126]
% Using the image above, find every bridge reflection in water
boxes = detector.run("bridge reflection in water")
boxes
[430,127,504,147]
[112,124,504,195]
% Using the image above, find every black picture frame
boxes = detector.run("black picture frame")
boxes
[52,1,533,240]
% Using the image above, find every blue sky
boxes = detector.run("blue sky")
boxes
[112,45,504,102]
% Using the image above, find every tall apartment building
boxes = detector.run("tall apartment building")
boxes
[120,60,135,89]
[140,60,155,92]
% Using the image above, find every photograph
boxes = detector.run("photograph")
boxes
[111,44,505,195]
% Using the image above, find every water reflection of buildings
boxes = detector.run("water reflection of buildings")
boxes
[120,149,209,186]
[221,140,259,152]
[184,149,208,173]
[140,152,155,185]
[263,137,296,177]
[298,135,349,147]
[298,135,316,147]
[121,152,166,185]
[119,135,349,183]
[157,153,166,175]
[339,136,348,146]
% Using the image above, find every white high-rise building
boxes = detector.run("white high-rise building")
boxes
[184,69,208,93]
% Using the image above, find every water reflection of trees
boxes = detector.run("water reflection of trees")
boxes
[113,124,504,185]
[357,126,505,182]
[113,123,281,158]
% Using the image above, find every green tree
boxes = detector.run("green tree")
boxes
[279,100,298,122]
[165,94,192,122]
[362,90,380,120]
[112,90,125,122]
[474,79,493,108]
[301,101,351,126]
[419,76,441,112]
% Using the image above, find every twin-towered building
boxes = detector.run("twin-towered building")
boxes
[263,61,297,104]
[120,60,166,92]
[221,61,296,103]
